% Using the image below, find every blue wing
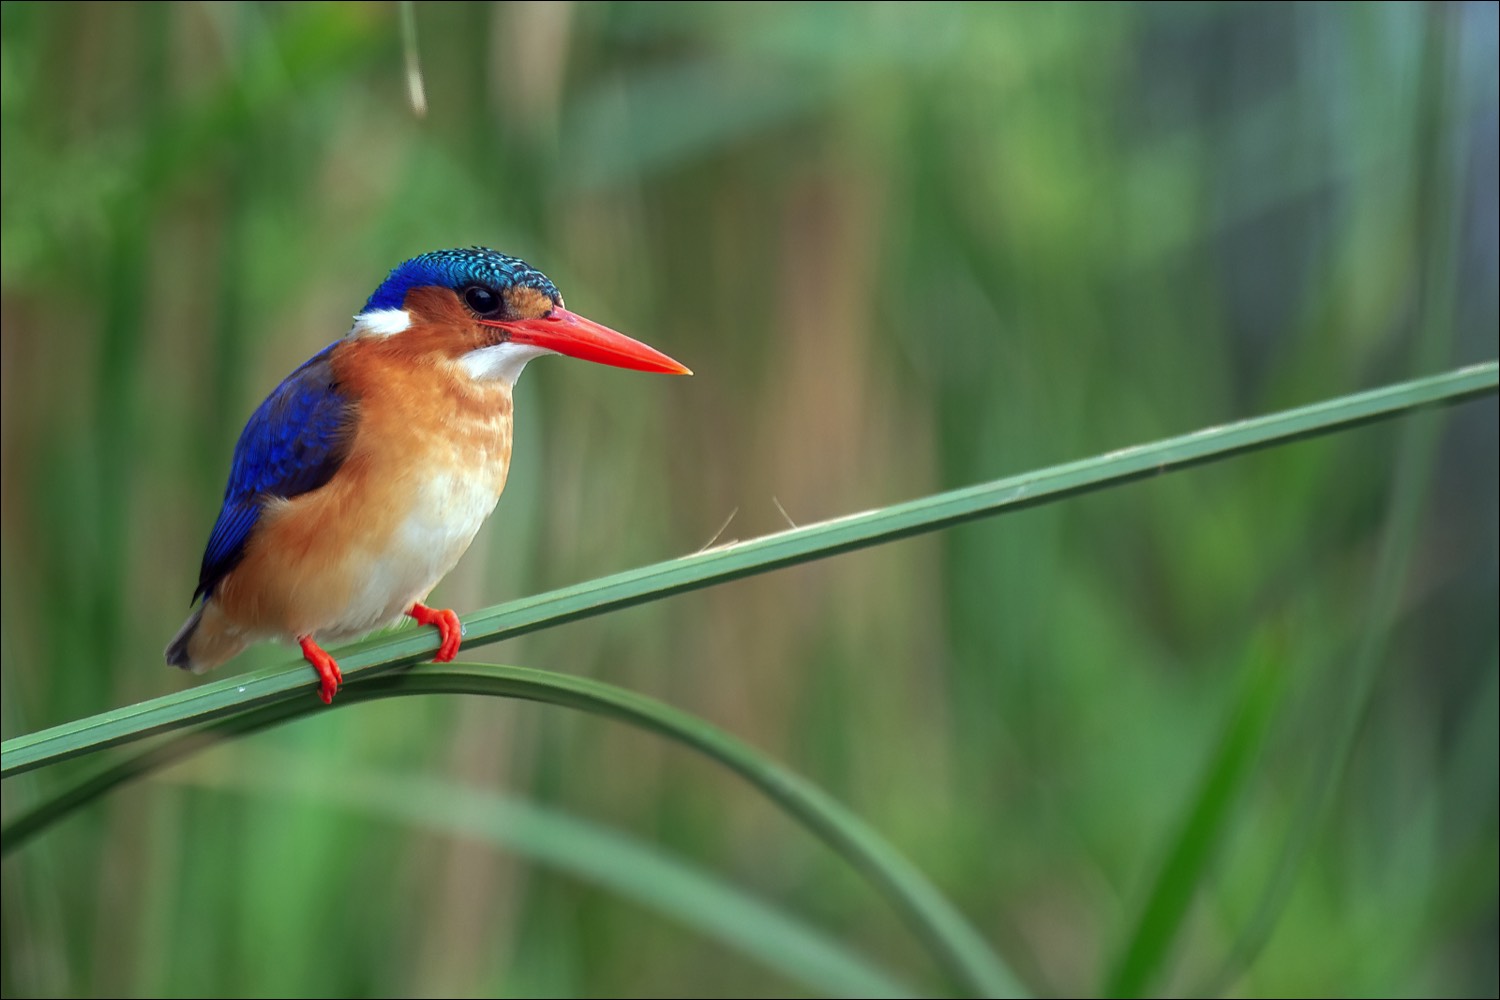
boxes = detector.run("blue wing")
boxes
[193,342,357,603]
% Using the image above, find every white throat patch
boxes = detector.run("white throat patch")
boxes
[458,343,555,386]
[348,309,412,338]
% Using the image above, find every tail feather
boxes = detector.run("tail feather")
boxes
[166,602,248,675]
[165,606,203,671]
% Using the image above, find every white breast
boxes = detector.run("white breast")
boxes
[322,380,515,640]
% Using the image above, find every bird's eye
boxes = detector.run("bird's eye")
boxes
[462,285,501,316]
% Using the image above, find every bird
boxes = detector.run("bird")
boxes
[166,247,690,704]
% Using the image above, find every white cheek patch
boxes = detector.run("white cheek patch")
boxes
[459,342,555,386]
[348,308,412,338]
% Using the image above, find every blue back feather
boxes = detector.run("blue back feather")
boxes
[194,342,354,603]
[193,248,554,605]
[363,247,559,311]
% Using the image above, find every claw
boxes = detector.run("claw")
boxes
[299,635,343,704]
[409,603,463,662]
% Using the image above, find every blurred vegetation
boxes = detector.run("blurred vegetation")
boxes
[2,2,1496,996]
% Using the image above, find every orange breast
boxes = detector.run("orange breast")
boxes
[214,341,515,641]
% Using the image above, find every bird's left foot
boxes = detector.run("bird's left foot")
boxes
[409,603,464,662]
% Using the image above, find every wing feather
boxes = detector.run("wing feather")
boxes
[193,343,356,603]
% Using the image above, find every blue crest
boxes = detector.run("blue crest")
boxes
[363,247,561,312]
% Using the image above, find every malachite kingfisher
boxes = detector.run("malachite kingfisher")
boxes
[166,247,690,704]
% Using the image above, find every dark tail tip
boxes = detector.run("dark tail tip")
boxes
[165,607,203,671]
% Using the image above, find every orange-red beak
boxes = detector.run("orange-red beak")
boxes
[481,309,691,375]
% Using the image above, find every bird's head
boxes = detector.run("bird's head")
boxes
[349,247,690,385]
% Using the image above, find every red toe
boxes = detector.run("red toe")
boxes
[409,603,464,662]
[299,636,342,704]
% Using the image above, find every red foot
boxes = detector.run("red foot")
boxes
[408,603,464,662]
[299,635,343,705]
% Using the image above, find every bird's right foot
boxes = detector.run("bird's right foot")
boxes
[299,635,343,704]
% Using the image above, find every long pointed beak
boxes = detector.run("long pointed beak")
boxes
[482,308,691,375]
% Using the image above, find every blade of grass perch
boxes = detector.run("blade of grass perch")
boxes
[3,662,1024,998]
[2,362,1494,779]
[1199,15,1479,991]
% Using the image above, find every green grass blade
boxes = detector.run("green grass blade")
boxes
[1103,632,1288,996]
[1198,20,1479,990]
[4,661,1019,997]
[175,753,917,999]
[2,362,1492,779]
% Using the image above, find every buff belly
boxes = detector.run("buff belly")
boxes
[177,349,517,673]
[211,459,502,644]
[319,468,503,639]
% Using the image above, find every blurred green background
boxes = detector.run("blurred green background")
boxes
[2,2,1496,996]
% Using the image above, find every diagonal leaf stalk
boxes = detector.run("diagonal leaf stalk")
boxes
[3,662,1022,998]
[2,362,1493,778]
[175,758,921,1000]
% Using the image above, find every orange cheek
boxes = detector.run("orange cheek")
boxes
[503,285,556,320]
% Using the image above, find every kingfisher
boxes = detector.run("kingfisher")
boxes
[166,247,690,704]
